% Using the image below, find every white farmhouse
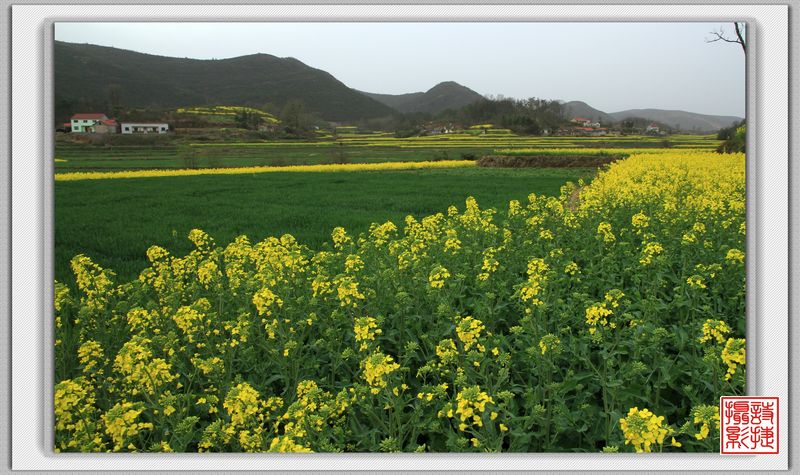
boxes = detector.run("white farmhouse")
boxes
[121,123,170,134]
[70,113,108,133]
[645,123,660,134]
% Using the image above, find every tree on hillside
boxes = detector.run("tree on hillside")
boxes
[280,100,311,133]
[716,119,746,141]
[106,84,123,118]
[234,110,263,130]
[458,97,565,135]
[707,22,746,54]
[717,123,746,153]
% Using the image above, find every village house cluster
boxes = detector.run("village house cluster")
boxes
[559,117,609,136]
[64,113,170,135]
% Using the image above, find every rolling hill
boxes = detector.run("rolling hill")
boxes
[563,100,742,132]
[607,108,743,132]
[562,101,615,124]
[55,41,742,131]
[359,81,484,114]
[54,41,395,122]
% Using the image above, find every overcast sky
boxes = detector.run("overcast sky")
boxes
[55,22,745,117]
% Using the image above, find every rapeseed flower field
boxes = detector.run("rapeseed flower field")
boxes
[54,160,476,181]
[54,151,744,452]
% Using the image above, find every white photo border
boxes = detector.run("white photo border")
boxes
[9,3,789,471]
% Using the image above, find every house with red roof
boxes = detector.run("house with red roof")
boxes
[70,113,108,133]
[94,119,119,134]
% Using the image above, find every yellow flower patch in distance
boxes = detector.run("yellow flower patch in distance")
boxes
[55,160,476,181]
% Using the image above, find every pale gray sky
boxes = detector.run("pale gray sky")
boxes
[55,22,745,117]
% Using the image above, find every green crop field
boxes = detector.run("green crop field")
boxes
[53,133,723,284]
[54,144,486,171]
[54,134,722,173]
[55,166,593,284]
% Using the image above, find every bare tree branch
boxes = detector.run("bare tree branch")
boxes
[707,31,740,44]
[734,22,746,54]
[706,22,746,54]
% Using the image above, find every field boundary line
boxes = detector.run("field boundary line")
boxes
[54,159,476,181]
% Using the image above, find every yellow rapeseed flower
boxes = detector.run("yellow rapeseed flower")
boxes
[361,351,400,394]
[698,319,731,344]
[353,316,382,351]
[428,265,451,289]
[619,407,669,453]
[721,338,746,380]
[55,160,476,181]
[455,316,485,351]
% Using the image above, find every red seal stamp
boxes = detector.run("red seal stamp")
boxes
[720,396,778,454]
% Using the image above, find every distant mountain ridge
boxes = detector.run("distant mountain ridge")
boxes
[55,41,742,130]
[563,100,742,132]
[562,101,615,124]
[358,81,484,114]
[54,41,395,122]
[607,108,743,132]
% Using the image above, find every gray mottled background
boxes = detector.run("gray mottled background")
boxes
[1,0,796,473]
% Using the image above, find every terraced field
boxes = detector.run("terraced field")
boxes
[54,133,722,172]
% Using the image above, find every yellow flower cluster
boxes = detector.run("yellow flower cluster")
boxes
[113,336,176,395]
[585,289,624,335]
[361,351,401,394]
[335,276,365,307]
[54,283,71,313]
[102,401,154,451]
[538,334,561,355]
[172,305,205,343]
[597,222,615,243]
[459,196,497,232]
[344,254,364,273]
[252,287,283,317]
[686,275,707,289]
[331,227,351,250]
[721,338,746,380]
[455,316,485,352]
[691,405,720,440]
[54,378,103,452]
[269,436,313,453]
[698,319,731,344]
[280,380,348,445]
[420,383,449,402]
[619,407,669,453]
[564,261,579,275]
[631,211,650,230]
[368,221,398,246]
[77,340,104,375]
[435,339,458,363]
[70,255,115,316]
[519,257,549,306]
[428,265,451,289]
[223,383,262,427]
[353,316,382,351]
[452,386,494,432]
[477,247,500,281]
[640,241,664,266]
[725,248,745,264]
